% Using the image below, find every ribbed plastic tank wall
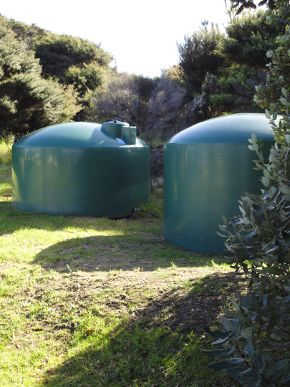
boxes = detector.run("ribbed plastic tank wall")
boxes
[164,113,274,253]
[12,121,150,217]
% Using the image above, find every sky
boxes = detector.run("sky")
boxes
[0,0,230,77]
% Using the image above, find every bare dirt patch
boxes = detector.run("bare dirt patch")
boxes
[14,263,244,339]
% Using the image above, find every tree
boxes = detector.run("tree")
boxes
[231,0,281,13]
[0,75,79,135]
[6,17,46,50]
[145,76,186,140]
[34,33,112,118]
[90,72,187,142]
[0,20,41,79]
[205,10,282,116]
[223,10,284,67]
[178,23,224,95]
[0,19,79,135]
[63,62,105,98]
[35,34,112,78]
[91,72,140,125]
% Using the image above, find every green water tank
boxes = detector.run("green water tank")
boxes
[12,121,150,217]
[164,113,274,253]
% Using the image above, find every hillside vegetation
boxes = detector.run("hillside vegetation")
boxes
[0,10,284,142]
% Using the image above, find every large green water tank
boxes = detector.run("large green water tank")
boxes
[12,121,150,217]
[164,113,274,253]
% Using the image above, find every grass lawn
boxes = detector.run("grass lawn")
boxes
[0,163,238,386]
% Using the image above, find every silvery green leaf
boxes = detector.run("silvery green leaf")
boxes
[202,348,235,356]
[212,335,232,345]
[280,97,288,106]
[281,88,288,97]
[266,50,274,58]
[210,358,245,370]
[261,175,269,187]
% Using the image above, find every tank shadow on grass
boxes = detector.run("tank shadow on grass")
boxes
[34,235,230,272]
[42,272,241,387]
[0,200,82,236]
[0,199,140,237]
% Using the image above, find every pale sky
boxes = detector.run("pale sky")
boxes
[0,0,230,77]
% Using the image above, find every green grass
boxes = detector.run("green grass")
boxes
[0,136,13,165]
[0,164,237,386]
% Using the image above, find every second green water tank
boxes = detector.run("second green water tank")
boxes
[164,113,274,253]
[12,121,150,217]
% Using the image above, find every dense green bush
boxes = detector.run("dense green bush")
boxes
[35,34,112,118]
[206,10,281,115]
[208,64,264,114]
[177,9,283,118]
[178,23,224,96]
[35,35,111,78]
[0,74,79,135]
[0,18,80,136]
[0,16,112,127]
[223,10,284,67]
[0,21,41,78]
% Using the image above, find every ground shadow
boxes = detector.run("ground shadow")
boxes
[42,272,242,386]
[0,200,148,237]
[34,235,229,272]
[0,200,80,235]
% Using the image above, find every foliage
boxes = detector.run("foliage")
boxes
[224,10,284,67]
[34,34,112,117]
[63,62,105,98]
[0,17,80,135]
[161,65,185,86]
[0,74,80,135]
[35,34,111,78]
[0,20,41,79]
[208,113,290,387]
[209,65,264,114]
[206,9,282,116]
[177,10,281,119]
[0,15,112,123]
[91,72,188,141]
[178,23,224,96]
[145,76,186,140]
[2,9,283,140]
[231,0,281,14]
[206,290,290,386]
[255,26,290,114]
[7,17,47,49]
[207,1,290,385]
[91,71,141,124]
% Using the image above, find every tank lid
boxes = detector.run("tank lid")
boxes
[168,113,275,145]
[14,121,145,148]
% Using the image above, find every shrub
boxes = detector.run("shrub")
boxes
[206,117,290,386]
[206,1,290,385]
[0,74,80,136]
[0,19,80,136]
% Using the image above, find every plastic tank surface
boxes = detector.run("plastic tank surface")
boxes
[12,121,150,217]
[164,113,274,253]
